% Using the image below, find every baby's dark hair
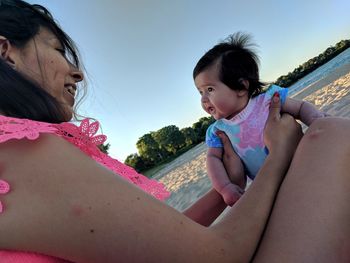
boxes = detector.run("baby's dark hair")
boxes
[193,32,265,98]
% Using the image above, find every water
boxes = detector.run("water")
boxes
[288,48,350,96]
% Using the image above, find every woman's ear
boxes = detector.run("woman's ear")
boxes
[0,36,16,69]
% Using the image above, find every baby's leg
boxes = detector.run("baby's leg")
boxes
[253,118,350,262]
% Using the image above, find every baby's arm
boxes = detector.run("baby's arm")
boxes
[207,147,245,206]
[282,97,329,126]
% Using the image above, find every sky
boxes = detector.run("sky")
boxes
[29,0,350,161]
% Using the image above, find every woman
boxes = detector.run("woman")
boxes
[0,1,349,262]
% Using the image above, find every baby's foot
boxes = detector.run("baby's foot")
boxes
[221,184,244,206]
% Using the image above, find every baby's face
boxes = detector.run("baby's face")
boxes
[194,65,248,120]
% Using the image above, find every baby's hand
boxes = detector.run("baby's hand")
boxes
[221,183,244,206]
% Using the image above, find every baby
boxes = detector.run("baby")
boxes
[193,33,328,205]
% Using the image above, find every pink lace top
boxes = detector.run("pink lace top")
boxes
[0,115,170,262]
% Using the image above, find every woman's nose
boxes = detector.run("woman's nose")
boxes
[71,68,84,83]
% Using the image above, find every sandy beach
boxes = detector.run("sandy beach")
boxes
[157,62,350,211]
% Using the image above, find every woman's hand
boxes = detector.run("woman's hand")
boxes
[264,93,303,161]
[216,130,239,167]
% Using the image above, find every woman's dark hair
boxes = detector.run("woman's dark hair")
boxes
[193,32,266,98]
[0,0,83,122]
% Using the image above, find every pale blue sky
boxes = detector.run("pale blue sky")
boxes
[29,0,349,161]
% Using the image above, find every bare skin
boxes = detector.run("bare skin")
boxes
[253,117,350,262]
[189,110,350,263]
[0,90,302,262]
[1,23,349,263]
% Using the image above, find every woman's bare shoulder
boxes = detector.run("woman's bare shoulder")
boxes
[0,134,135,256]
[0,134,92,178]
[0,134,212,262]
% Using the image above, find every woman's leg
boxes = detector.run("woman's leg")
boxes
[253,117,350,263]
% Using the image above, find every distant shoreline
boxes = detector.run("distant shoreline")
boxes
[292,62,350,100]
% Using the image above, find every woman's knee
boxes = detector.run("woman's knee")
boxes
[304,117,350,141]
[295,117,350,163]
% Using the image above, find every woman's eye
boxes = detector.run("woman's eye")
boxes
[208,87,213,92]
[56,48,66,56]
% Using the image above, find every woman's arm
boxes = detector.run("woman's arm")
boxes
[0,95,301,263]
[0,135,221,262]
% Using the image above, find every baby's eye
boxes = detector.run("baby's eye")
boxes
[207,87,213,92]
[198,90,203,95]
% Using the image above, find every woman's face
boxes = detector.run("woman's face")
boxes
[12,27,83,120]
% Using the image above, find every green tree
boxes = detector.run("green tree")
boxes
[153,125,185,154]
[124,153,147,172]
[192,116,215,142]
[181,127,198,146]
[335,40,348,50]
[275,39,350,87]
[136,133,160,163]
[98,142,110,154]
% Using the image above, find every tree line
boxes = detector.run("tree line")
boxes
[124,116,214,172]
[123,39,350,174]
[274,39,350,87]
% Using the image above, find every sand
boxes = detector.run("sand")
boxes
[157,62,350,211]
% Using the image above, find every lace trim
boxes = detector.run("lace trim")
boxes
[0,116,54,214]
[54,118,107,150]
[55,119,169,200]
[0,116,57,143]
[0,116,169,213]
[0,179,10,213]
